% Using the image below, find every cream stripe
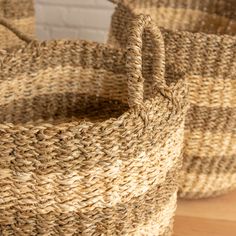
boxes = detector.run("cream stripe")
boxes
[11,17,35,31]
[130,191,177,236]
[179,171,236,198]
[188,76,236,108]
[2,134,182,212]
[184,130,236,158]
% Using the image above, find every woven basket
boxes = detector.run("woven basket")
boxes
[0,16,187,235]
[0,0,35,50]
[108,0,236,199]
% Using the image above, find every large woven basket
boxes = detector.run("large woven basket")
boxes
[0,16,187,235]
[0,0,35,50]
[108,0,236,199]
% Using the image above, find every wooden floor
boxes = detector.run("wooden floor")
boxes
[173,190,236,236]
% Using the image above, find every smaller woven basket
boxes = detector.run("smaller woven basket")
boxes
[0,16,187,235]
[0,0,35,50]
[108,0,236,199]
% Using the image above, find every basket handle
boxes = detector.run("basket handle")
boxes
[0,17,34,43]
[126,14,174,109]
[108,0,120,3]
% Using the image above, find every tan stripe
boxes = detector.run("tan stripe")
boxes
[135,7,236,34]
[184,130,236,158]
[187,76,236,108]
[186,105,236,132]
[0,170,178,235]
[179,171,236,199]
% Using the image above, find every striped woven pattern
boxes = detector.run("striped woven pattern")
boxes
[0,16,187,235]
[0,0,35,50]
[108,0,236,199]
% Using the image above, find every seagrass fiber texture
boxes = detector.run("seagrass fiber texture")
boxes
[0,0,35,50]
[108,0,236,199]
[0,15,187,235]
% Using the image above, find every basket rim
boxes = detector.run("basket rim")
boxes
[113,0,236,40]
[0,40,186,132]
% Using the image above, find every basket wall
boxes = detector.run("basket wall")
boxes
[108,0,236,199]
[0,25,187,235]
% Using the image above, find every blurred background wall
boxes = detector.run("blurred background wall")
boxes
[35,0,114,42]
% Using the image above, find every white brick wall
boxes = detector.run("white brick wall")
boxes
[35,0,115,42]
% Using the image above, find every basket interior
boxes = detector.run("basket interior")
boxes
[133,0,236,35]
[0,67,130,125]
[0,93,129,125]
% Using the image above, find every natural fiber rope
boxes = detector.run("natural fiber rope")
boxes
[0,14,187,235]
[107,0,236,199]
[126,15,176,109]
[0,17,34,43]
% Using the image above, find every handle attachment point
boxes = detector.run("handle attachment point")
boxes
[126,15,175,109]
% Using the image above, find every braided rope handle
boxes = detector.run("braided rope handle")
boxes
[126,14,175,109]
[0,17,34,43]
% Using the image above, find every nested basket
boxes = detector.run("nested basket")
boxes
[108,0,236,199]
[0,0,35,50]
[0,16,187,235]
